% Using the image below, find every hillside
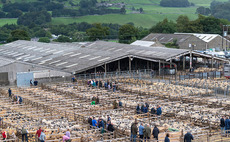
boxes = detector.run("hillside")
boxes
[0,0,228,28]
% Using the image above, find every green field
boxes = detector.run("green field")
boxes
[52,13,198,28]
[0,0,229,28]
[0,18,17,26]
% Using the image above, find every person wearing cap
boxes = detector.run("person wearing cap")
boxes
[39,130,46,142]
[143,124,151,141]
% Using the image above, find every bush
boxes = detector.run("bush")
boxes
[38,37,50,43]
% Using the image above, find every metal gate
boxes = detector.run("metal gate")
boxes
[16,72,34,87]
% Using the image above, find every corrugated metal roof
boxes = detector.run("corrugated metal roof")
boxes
[142,33,192,43]
[0,40,189,73]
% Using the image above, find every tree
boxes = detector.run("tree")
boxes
[86,23,109,41]
[38,37,50,43]
[160,0,190,7]
[120,6,126,14]
[0,11,6,18]
[6,9,23,18]
[176,15,189,32]
[7,30,30,43]
[149,18,177,33]
[0,32,9,42]
[55,35,71,42]
[140,7,143,13]
[17,11,51,26]
[196,6,211,15]
[118,24,138,44]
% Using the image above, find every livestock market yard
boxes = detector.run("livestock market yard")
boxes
[0,78,230,142]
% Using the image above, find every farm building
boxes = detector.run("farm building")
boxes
[142,33,230,51]
[0,40,230,142]
[0,40,229,85]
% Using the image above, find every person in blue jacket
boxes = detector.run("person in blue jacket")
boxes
[156,105,162,116]
[143,105,148,113]
[8,88,12,98]
[184,131,193,142]
[139,123,144,140]
[225,117,230,133]
[165,133,170,142]
[92,117,97,127]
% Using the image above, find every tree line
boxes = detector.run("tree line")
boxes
[160,0,194,7]
[0,15,228,45]
[0,0,126,19]
[196,1,230,21]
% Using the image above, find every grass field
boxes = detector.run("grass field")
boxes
[0,18,17,26]
[52,13,198,28]
[0,0,229,28]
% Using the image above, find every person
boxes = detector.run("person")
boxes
[63,135,71,142]
[22,127,28,142]
[66,129,71,138]
[143,105,148,113]
[96,80,98,87]
[92,117,97,127]
[225,117,230,133]
[165,133,170,142]
[107,115,111,123]
[113,84,116,92]
[98,119,105,129]
[1,130,7,141]
[139,123,144,141]
[156,105,162,116]
[88,117,93,125]
[71,76,76,83]
[8,88,12,98]
[119,100,122,107]
[30,79,33,86]
[141,104,144,113]
[96,96,99,104]
[107,121,114,132]
[91,96,96,105]
[92,80,96,87]
[136,104,140,114]
[98,119,105,134]
[113,100,118,109]
[131,122,138,142]
[151,107,156,115]
[143,124,151,141]
[220,116,225,135]
[39,130,46,142]
[99,80,102,88]
[34,80,38,86]
[36,127,42,142]
[104,82,108,89]
[19,96,23,104]
[184,131,194,142]
[152,125,160,140]
[145,102,149,110]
